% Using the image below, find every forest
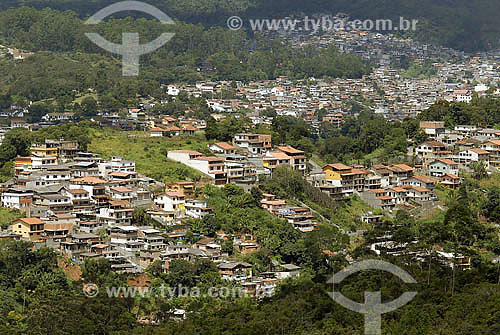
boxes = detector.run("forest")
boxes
[0,7,370,103]
[0,0,499,51]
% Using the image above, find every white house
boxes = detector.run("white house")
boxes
[167,85,180,96]
[453,89,472,103]
[209,142,237,155]
[456,148,489,167]
[154,192,186,217]
[1,188,33,210]
[428,159,459,177]
[185,199,212,219]
[150,127,166,137]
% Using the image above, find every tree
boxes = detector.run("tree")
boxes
[28,102,53,123]
[471,160,488,180]
[79,96,98,118]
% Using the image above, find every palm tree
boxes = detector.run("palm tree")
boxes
[471,160,488,180]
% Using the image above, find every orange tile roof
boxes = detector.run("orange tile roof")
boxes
[409,186,430,193]
[214,142,236,150]
[277,146,304,154]
[324,163,351,171]
[412,175,436,184]
[110,186,134,193]
[165,191,185,197]
[487,140,500,146]
[390,164,414,172]
[17,217,44,225]
[67,189,89,194]
[390,187,408,193]
[436,159,459,166]
[109,172,135,177]
[470,148,489,155]
[71,177,106,184]
[109,200,132,207]
[268,152,292,160]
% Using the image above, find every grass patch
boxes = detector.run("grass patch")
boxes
[480,173,500,188]
[73,93,98,104]
[0,207,23,229]
[88,128,210,183]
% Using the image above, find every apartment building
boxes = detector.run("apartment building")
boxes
[415,140,451,164]
[97,200,134,226]
[154,192,186,218]
[481,140,500,167]
[1,188,33,211]
[232,133,272,156]
[276,146,307,174]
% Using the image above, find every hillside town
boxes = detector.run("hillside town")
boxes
[0,18,499,301]
[0,110,498,294]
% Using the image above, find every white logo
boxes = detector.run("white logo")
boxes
[85,1,175,76]
[328,260,417,335]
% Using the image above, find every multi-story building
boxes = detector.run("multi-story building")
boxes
[109,187,136,202]
[10,218,45,242]
[166,181,195,198]
[481,140,500,167]
[1,188,33,211]
[64,188,92,209]
[185,199,213,219]
[322,163,365,197]
[263,151,292,174]
[98,156,136,178]
[359,189,396,212]
[209,142,237,155]
[276,146,307,174]
[30,144,59,160]
[97,200,134,226]
[429,159,459,177]
[455,148,490,167]
[167,150,227,185]
[232,133,272,156]
[154,192,186,218]
[323,113,343,128]
[225,162,257,184]
[419,121,445,139]
[415,141,450,165]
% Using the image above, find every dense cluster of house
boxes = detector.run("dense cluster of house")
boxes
[0,137,306,298]
[309,162,438,212]
[303,122,499,212]
[415,122,500,169]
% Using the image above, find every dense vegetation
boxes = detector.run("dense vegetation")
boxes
[0,0,499,51]
[0,7,370,104]
[418,97,500,128]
